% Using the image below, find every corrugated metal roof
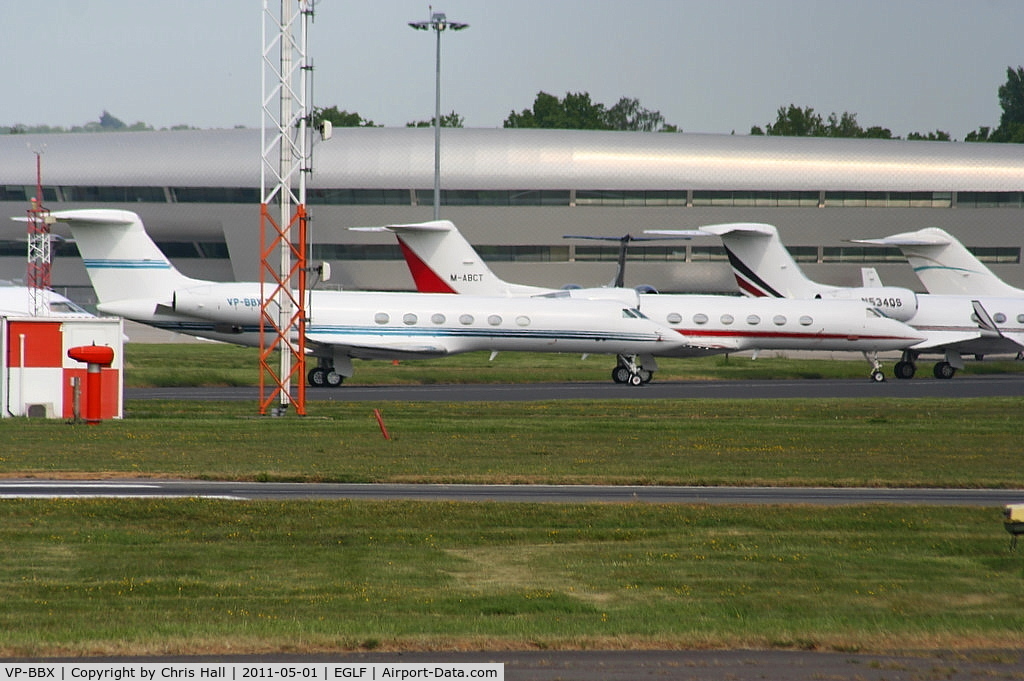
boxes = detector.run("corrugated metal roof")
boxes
[1,127,1022,192]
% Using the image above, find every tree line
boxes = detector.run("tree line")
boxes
[6,66,1024,143]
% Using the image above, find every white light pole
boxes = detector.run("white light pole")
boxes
[409,9,468,220]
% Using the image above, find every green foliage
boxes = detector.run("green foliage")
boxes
[994,66,1024,141]
[504,91,675,131]
[751,105,894,139]
[311,105,379,128]
[907,130,952,141]
[406,110,464,128]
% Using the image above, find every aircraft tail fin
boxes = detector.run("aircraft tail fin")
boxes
[698,222,830,298]
[861,267,883,287]
[48,209,202,305]
[361,220,549,296]
[853,227,1023,297]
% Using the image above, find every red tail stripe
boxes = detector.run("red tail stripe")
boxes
[397,238,457,294]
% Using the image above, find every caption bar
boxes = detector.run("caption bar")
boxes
[0,664,502,681]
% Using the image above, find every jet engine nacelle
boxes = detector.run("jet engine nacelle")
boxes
[820,287,918,322]
[172,284,264,324]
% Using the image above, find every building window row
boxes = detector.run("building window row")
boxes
[4,185,1023,209]
[0,240,228,259]
[2,240,1016,265]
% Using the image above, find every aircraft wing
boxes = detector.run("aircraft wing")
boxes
[910,331,1024,355]
[1000,331,1024,348]
[911,301,1024,354]
[910,331,991,352]
[305,332,450,360]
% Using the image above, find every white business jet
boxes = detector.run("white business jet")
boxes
[30,210,691,387]
[0,283,93,317]
[852,227,1024,298]
[357,220,924,382]
[678,222,1024,379]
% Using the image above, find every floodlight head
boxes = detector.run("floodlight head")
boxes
[409,11,468,32]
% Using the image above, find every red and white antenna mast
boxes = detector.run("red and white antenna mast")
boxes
[259,0,313,415]
[26,151,53,316]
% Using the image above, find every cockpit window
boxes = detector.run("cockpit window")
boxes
[51,300,90,314]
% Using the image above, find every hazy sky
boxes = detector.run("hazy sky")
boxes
[3,1,1022,139]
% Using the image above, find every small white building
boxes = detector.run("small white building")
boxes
[1,315,123,419]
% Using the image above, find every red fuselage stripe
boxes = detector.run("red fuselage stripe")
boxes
[674,328,912,341]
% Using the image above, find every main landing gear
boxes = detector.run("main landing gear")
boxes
[307,359,344,388]
[612,354,654,386]
[888,352,958,378]
[892,350,959,380]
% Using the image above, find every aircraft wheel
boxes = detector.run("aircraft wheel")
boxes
[308,367,327,387]
[870,370,886,383]
[612,366,631,384]
[639,369,654,384]
[628,373,643,386]
[933,361,956,379]
[894,360,916,380]
[325,370,344,387]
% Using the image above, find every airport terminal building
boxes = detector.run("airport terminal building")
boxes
[1,127,1023,306]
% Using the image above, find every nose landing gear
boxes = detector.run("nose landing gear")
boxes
[612,354,654,386]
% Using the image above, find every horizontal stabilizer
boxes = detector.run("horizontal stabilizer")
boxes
[13,211,136,227]
[851,231,951,247]
[642,229,705,237]
[692,222,778,237]
[349,221,455,234]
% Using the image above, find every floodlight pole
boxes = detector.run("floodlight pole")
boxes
[409,10,468,221]
[259,0,312,416]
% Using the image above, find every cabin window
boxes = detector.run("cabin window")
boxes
[994,312,1007,324]
[431,313,446,324]
[403,313,418,325]
[692,313,708,325]
[773,315,787,326]
[459,314,474,325]
[721,314,734,325]
[488,315,503,326]
[746,314,761,325]
[1018,314,1024,324]
[374,312,390,325]
[667,312,682,324]
[516,315,530,326]
[799,315,813,326]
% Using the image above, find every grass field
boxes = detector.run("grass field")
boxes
[121,343,1024,387]
[2,398,1023,487]
[1,344,1022,655]
[1,500,1021,656]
